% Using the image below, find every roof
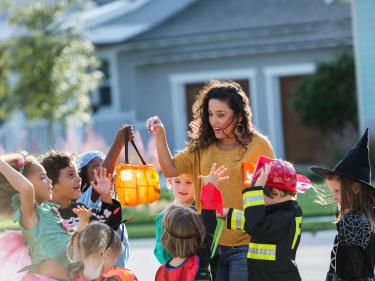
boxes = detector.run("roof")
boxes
[0,0,198,45]
[81,0,198,44]
[1,0,352,49]
[131,0,351,42]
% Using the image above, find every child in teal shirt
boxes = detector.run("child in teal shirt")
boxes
[0,153,70,279]
[154,173,195,264]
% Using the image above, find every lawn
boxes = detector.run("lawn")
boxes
[1,186,337,237]
[297,188,336,217]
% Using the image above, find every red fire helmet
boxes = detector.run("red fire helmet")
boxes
[251,156,298,192]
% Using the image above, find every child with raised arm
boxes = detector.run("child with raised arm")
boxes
[0,153,70,280]
[225,156,310,281]
[77,124,134,267]
[39,151,122,233]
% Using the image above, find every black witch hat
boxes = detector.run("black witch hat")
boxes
[311,129,374,189]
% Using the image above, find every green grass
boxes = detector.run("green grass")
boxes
[302,221,336,233]
[127,224,156,239]
[297,188,335,217]
[297,180,375,217]
[0,186,347,236]
[127,221,336,238]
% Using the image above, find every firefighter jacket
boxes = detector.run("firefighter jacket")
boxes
[227,186,302,281]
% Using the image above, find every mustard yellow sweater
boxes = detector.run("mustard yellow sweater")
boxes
[173,132,275,246]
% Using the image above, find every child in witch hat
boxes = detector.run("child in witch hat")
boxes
[222,156,311,281]
[311,129,375,281]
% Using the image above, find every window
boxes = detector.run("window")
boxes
[91,59,112,112]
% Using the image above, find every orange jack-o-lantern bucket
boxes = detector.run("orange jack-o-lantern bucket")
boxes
[115,132,160,206]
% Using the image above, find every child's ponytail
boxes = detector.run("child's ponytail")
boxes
[0,153,38,216]
[67,222,122,279]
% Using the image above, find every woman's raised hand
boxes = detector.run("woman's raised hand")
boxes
[146,116,165,136]
[198,163,229,187]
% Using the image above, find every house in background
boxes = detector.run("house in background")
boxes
[350,0,375,134]
[0,0,356,164]
[83,0,353,164]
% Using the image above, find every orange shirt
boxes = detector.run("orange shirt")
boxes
[73,268,137,281]
[173,132,275,246]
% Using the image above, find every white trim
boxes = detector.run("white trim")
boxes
[79,0,150,29]
[110,52,121,112]
[351,1,365,133]
[94,50,121,116]
[263,63,316,158]
[169,68,258,150]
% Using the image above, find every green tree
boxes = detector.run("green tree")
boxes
[0,0,102,142]
[291,52,357,135]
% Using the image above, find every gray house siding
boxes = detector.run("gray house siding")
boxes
[99,0,353,158]
[133,0,351,41]
[115,45,350,156]
[0,0,356,157]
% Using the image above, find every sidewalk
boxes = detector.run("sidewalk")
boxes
[297,230,334,281]
[127,230,335,281]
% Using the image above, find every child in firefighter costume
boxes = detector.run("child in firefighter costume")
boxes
[225,156,311,281]
[311,129,375,281]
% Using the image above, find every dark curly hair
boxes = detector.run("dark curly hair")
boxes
[39,150,75,185]
[190,80,255,152]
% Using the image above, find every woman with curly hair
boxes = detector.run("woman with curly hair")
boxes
[147,80,275,280]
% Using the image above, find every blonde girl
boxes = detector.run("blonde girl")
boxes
[154,173,195,264]
[67,221,137,281]
[155,163,228,281]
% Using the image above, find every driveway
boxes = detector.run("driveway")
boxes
[127,230,335,281]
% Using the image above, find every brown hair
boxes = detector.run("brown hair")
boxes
[161,205,205,258]
[0,153,39,216]
[67,222,122,280]
[263,187,297,199]
[327,174,375,228]
[39,150,75,185]
[190,80,255,154]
